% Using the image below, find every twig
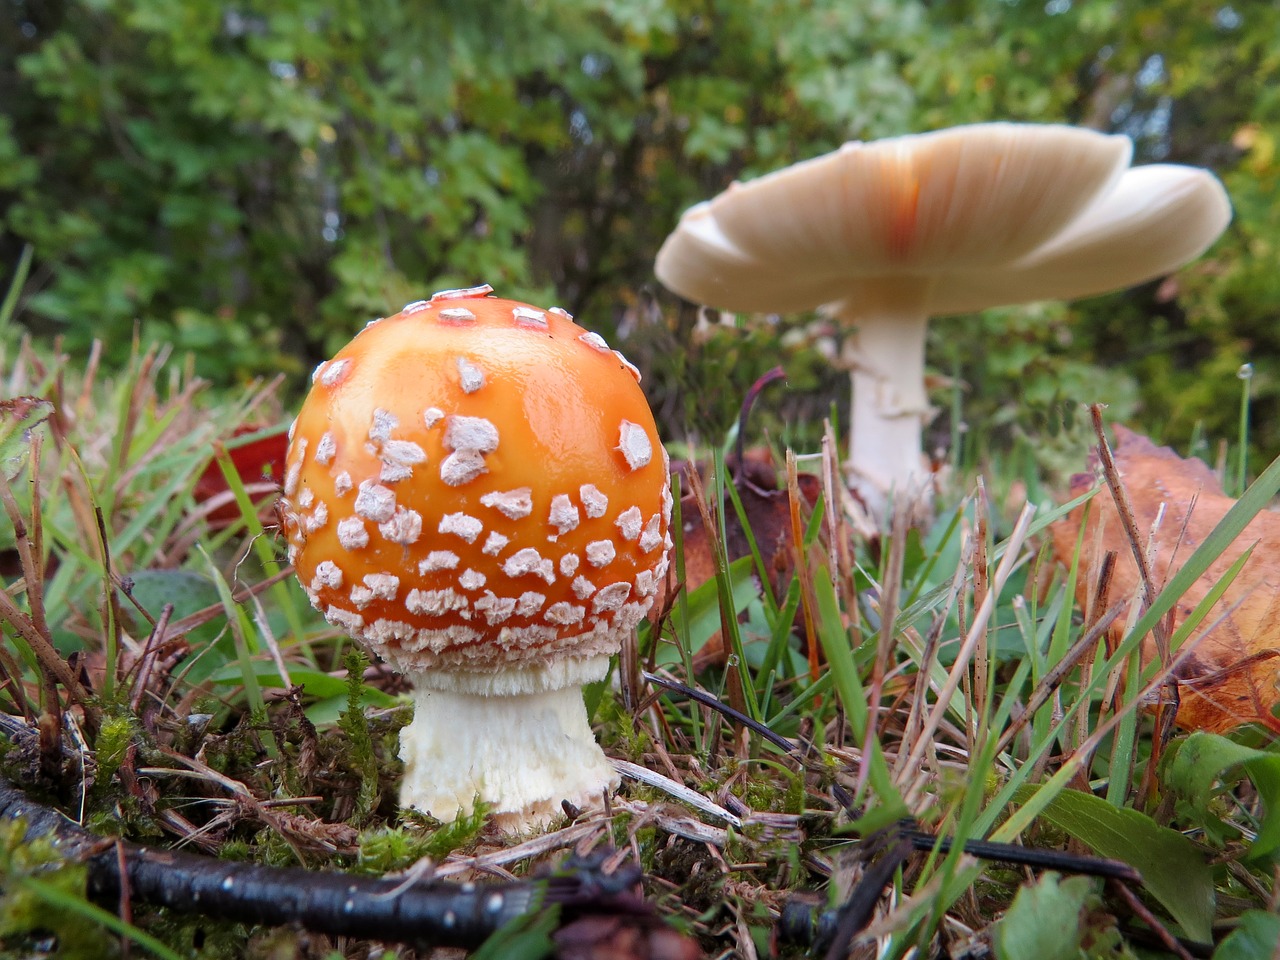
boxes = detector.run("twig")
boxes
[162,567,295,639]
[642,670,796,754]
[901,822,1138,882]
[129,604,173,716]
[1089,406,1181,787]
[612,759,743,827]
[995,602,1128,755]
[823,835,915,960]
[613,798,727,847]
[434,821,601,878]
[0,776,667,949]
[830,787,1140,883]
[1108,878,1203,960]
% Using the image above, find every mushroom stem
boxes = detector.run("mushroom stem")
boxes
[397,657,619,832]
[837,281,935,516]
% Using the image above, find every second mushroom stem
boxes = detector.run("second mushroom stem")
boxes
[838,283,935,516]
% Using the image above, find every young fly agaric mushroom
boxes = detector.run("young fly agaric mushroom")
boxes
[654,122,1232,516]
[278,286,672,831]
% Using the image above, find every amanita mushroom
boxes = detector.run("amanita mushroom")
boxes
[278,285,672,830]
[655,122,1232,516]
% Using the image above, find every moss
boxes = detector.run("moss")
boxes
[0,817,113,958]
[140,913,253,960]
[336,650,379,825]
[91,713,137,786]
[356,806,487,874]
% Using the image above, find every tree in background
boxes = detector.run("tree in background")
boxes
[2,0,1278,459]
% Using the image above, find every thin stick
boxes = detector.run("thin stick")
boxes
[0,776,660,949]
[612,760,743,827]
[1089,408,1179,723]
[902,505,1036,774]
[128,604,173,716]
[642,671,795,754]
[1109,879,1197,960]
[786,449,823,683]
[995,602,1127,755]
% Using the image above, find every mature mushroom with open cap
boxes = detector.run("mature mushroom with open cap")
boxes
[279,285,672,831]
[655,122,1232,516]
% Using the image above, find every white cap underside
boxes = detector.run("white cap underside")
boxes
[656,123,1230,317]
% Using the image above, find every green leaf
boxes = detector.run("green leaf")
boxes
[1012,785,1214,943]
[1212,911,1280,960]
[1165,732,1280,859]
[205,660,395,706]
[470,904,558,960]
[0,395,52,484]
[993,873,1093,960]
[123,569,224,650]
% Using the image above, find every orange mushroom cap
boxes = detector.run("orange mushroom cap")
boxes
[279,286,672,683]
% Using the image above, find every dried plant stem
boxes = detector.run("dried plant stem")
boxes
[894,543,967,783]
[995,602,1127,756]
[970,480,991,741]
[1089,410,1177,663]
[821,420,855,593]
[786,448,823,684]
[0,481,95,721]
[902,505,1035,782]
[0,641,34,719]
[858,497,908,795]
[128,603,173,716]
[1108,879,1196,960]
[1073,549,1117,765]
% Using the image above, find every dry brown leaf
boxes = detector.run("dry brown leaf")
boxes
[1051,424,1280,733]
[657,449,820,669]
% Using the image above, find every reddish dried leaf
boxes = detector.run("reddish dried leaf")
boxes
[1051,425,1280,733]
[658,449,820,667]
[193,426,289,524]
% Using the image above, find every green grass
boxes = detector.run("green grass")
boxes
[0,320,1277,960]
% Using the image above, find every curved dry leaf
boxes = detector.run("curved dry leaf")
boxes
[1051,425,1280,733]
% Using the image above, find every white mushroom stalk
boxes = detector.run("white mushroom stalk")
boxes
[398,657,617,832]
[655,122,1232,518]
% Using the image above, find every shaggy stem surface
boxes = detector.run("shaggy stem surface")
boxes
[399,657,618,832]
[839,280,935,516]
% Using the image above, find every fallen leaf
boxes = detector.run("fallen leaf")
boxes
[658,448,820,669]
[1051,425,1280,733]
[193,425,289,525]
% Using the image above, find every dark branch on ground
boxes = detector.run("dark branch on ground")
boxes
[0,775,684,952]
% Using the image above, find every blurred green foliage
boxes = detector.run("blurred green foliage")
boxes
[2,0,1278,460]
